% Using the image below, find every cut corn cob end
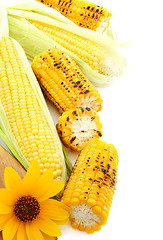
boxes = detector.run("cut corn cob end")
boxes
[56,107,102,151]
[62,138,118,233]
[32,48,103,113]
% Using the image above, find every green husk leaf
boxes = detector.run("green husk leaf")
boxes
[62,146,73,177]
[8,15,126,86]
[7,0,75,25]
[0,6,9,38]
[8,8,127,49]
[0,100,29,169]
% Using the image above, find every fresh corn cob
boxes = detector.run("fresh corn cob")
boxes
[56,107,102,151]
[0,35,67,181]
[28,19,111,75]
[62,138,118,233]
[32,48,103,113]
[36,0,112,32]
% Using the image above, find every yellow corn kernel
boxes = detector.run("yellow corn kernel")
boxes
[36,0,112,32]
[0,36,66,182]
[32,48,103,113]
[61,138,118,233]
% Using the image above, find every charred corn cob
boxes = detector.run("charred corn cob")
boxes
[62,138,118,233]
[56,107,102,151]
[0,36,66,181]
[32,48,102,113]
[28,19,110,75]
[36,0,112,32]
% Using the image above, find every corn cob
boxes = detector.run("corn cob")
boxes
[28,19,110,75]
[0,36,67,181]
[36,0,112,32]
[56,107,102,151]
[32,48,103,113]
[61,138,118,233]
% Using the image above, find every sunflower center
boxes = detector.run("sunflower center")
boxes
[14,195,40,222]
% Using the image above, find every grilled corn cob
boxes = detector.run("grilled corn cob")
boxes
[56,107,102,151]
[36,0,112,32]
[62,138,118,233]
[32,48,103,113]
[0,36,66,181]
[28,19,110,75]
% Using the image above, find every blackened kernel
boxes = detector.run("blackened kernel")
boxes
[67,117,69,121]
[95,166,99,169]
[102,169,107,174]
[72,110,77,116]
[107,164,111,169]
[97,131,102,137]
[70,136,76,143]
[94,180,100,183]
[86,107,91,111]
[98,185,101,188]
[76,81,81,84]
[84,90,90,94]
[85,192,88,194]
[102,183,108,186]
[89,178,93,180]
[97,192,99,195]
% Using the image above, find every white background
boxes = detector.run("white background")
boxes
[1,0,163,239]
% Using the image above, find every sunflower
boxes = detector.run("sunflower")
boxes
[0,160,69,240]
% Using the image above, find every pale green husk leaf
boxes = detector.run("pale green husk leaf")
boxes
[7,0,75,25]
[0,100,29,169]
[8,14,126,86]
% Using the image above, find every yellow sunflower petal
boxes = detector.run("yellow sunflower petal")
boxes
[54,219,69,225]
[0,204,12,214]
[26,223,44,240]
[22,160,41,193]
[40,199,69,221]
[0,189,16,206]
[36,181,64,202]
[36,217,61,237]
[31,170,54,200]
[2,216,20,240]
[17,223,28,240]
[0,213,12,231]
[4,167,22,193]
[42,232,57,240]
